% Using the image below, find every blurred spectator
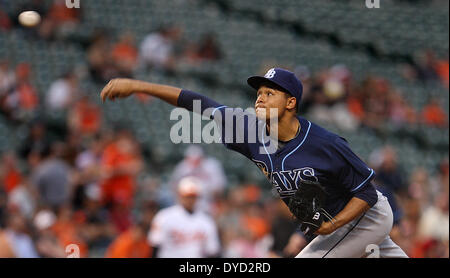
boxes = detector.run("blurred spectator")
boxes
[139,200,159,231]
[169,145,227,213]
[0,230,15,257]
[38,0,81,41]
[0,10,12,31]
[109,200,132,234]
[32,209,65,257]
[307,65,360,131]
[111,32,139,77]
[51,205,88,257]
[403,51,449,88]
[77,192,116,255]
[370,146,407,237]
[7,178,37,221]
[0,152,23,194]
[416,159,449,245]
[67,95,102,138]
[196,33,222,61]
[417,191,449,242]
[99,129,142,209]
[222,231,271,258]
[434,56,449,88]
[408,167,432,208]
[0,212,39,258]
[413,50,441,83]
[87,32,118,83]
[30,142,72,210]
[216,186,247,250]
[99,129,142,233]
[421,98,448,128]
[72,137,103,210]
[46,72,79,111]
[1,63,39,122]
[105,222,151,258]
[183,33,222,64]
[346,86,365,121]
[409,172,449,258]
[388,90,417,126]
[218,185,272,258]
[0,60,15,98]
[148,177,220,258]
[390,158,449,258]
[239,186,270,242]
[19,120,52,164]
[371,145,407,194]
[293,65,312,112]
[361,77,391,130]
[234,201,272,257]
[61,132,83,167]
[139,26,182,71]
[140,177,173,209]
[268,199,305,258]
[241,205,269,242]
[429,158,449,202]
[0,187,6,228]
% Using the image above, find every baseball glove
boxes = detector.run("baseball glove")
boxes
[288,180,334,236]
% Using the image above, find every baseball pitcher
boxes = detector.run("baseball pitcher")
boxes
[100,68,408,258]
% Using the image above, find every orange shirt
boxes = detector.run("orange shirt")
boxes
[2,168,22,194]
[241,215,270,240]
[101,143,136,206]
[49,3,79,23]
[422,104,447,127]
[74,101,101,135]
[105,230,151,258]
[434,60,449,87]
[112,43,138,63]
[347,97,364,119]
[18,83,38,111]
[52,220,88,258]
[0,231,15,258]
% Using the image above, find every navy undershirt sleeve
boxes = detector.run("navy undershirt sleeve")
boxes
[177,89,224,115]
[177,89,252,158]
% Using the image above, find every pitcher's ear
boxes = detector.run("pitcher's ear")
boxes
[287,97,297,110]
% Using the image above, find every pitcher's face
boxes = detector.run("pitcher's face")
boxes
[255,85,295,120]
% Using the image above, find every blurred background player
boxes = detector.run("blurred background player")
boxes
[148,176,220,258]
[168,145,227,213]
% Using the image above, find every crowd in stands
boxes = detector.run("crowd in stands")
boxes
[0,0,448,258]
[1,55,447,257]
[293,59,448,132]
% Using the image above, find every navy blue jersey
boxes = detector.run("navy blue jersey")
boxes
[178,90,378,217]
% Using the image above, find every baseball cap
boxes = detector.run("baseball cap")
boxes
[247,68,303,110]
[177,176,202,197]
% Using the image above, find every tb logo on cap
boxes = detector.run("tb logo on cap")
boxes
[264,68,276,79]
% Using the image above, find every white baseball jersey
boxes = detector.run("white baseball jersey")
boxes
[148,205,220,258]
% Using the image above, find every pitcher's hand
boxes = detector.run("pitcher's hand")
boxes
[101,78,137,102]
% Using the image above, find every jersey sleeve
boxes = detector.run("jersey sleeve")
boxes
[148,212,165,247]
[177,89,256,158]
[203,217,221,257]
[177,89,224,114]
[330,136,378,207]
